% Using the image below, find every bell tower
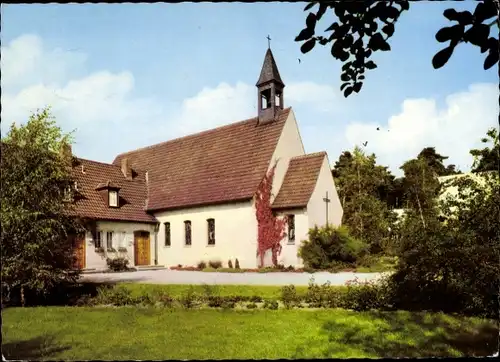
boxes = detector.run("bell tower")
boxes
[256,39,285,125]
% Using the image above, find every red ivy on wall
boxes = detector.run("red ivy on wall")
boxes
[255,163,288,267]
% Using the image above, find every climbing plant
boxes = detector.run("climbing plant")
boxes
[255,163,288,267]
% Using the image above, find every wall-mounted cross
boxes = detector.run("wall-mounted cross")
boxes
[323,191,331,227]
[267,34,271,49]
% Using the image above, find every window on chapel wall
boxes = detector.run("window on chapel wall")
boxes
[184,221,191,246]
[287,215,295,244]
[164,222,171,247]
[119,231,127,248]
[207,218,215,245]
[106,231,114,249]
[95,231,103,249]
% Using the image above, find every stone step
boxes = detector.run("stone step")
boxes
[133,265,166,271]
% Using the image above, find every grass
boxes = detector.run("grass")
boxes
[355,255,399,273]
[2,307,496,360]
[117,283,319,300]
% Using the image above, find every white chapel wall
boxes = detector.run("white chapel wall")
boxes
[84,221,156,270]
[307,155,343,229]
[268,109,306,202]
[154,201,258,268]
[274,208,309,268]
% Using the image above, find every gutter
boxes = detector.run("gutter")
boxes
[154,223,159,265]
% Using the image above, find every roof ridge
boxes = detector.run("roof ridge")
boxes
[114,107,292,161]
[76,157,119,167]
[76,157,148,176]
[291,151,327,160]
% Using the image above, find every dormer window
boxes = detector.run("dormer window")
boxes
[109,190,118,207]
[63,185,73,202]
[95,180,121,208]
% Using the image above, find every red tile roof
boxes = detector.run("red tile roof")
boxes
[272,152,326,210]
[112,108,291,211]
[69,158,157,223]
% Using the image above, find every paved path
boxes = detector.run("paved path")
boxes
[80,269,389,286]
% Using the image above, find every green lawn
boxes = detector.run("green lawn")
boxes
[2,307,496,359]
[119,283,318,299]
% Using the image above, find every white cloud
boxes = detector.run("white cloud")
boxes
[172,82,255,136]
[287,81,338,112]
[345,83,498,175]
[1,34,87,91]
[2,34,339,163]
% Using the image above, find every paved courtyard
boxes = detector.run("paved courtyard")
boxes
[80,269,389,286]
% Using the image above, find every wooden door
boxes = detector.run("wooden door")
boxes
[134,231,151,266]
[72,233,86,269]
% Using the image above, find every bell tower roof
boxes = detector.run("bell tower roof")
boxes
[256,48,285,87]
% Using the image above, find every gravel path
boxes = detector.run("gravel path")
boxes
[79,269,389,286]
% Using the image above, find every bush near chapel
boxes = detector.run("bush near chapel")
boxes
[387,171,500,319]
[298,225,368,270]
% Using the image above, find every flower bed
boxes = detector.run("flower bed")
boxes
[168,265,369,273]
[73,276,390,313]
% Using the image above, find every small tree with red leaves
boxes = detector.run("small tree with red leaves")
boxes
[255,163,288,267]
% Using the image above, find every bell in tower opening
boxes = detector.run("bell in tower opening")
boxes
[256,46,285,125]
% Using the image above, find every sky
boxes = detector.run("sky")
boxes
[1,2,498,176]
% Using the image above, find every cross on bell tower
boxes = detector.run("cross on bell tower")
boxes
[256,37,285,125]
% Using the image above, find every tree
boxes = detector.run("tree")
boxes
[332,146,396,253]
[1,108,85,306]
[470,127,500,172]
[295,1,499,97]
[417,147,461,176]
[391,168,499,318]
[400,157,441,229]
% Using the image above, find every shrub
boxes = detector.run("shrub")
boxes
[342,277,389,311]
[227,259,233,268]
[74,294,94,307]
[263,300,279,310]
[298,225,368,270]
[221,300,236,309]
[158,294,174,308]
[249,295,263,303]
[207,296,224,308]
[304,278,324,307]
[208,260,222,269]
[106,257,129,272]
[246,302,258,309]
[136,294,155,306]
[179,287,198,309]
[286,265,295,272]
[281,285,299,309]
[94,285,135,306]
[235,258,240,269]
[197,261,207,270]
[322,285,344,308]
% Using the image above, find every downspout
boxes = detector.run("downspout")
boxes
[145,170,158,266]
[154,223,159,266]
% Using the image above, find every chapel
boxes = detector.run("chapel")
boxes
[66,46,343,270]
